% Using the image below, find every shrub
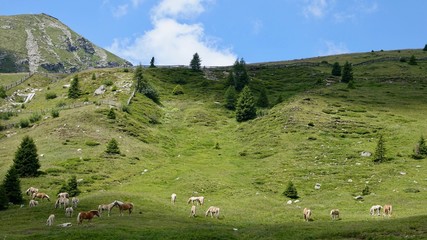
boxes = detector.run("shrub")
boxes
[283,181,298,199]
[103,79,113,86]
[19,119,30,128]
[107,108,116,120]
[408,55,417,65]
[51,109,60,118]
[56,101,66,108]
[373,134,387,163]
[85,140,100,147]
[91,73,96,80]
[0,85,6,99]
[45,92,57,100]
[172,85,184,95]
[105,138,120,155]
[29,113,41,123]
[362,186,371,195]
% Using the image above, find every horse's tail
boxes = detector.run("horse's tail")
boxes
[77,212,81,224]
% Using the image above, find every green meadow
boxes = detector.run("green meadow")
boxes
[0,49,426,239]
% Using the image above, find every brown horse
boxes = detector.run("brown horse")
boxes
[112,200,134,216]
[77,210,100,224]
[383,204,392,217]
[32,192,50,201]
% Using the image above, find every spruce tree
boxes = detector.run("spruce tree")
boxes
[283,181,298,199]
[13,136,40,177]
[423,44,427,51]
[68,75,80,99]
[235,86,257,122]
[257,87,269,108]
[224,86,237,110]
[408,55,417,65]
[331,62,342,76]
[341,61,353,83]
[134,64,160,103]
[106,138,120,155]
[2,167,23,204]
[373,134,387,163]
[134,64,144,93]
[190,53,201,71]
[232,58,250,91]
[0,85,6,99]
[0,184,8,210]
[150,57,156,68]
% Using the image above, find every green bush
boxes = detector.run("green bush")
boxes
[85,140,100,147]
[283,181,298,199]
[45,92,57,100]
[29,113,41,123]
[19,119,30,128]
[172,85,184,95]
[51,109,60,118]
[107,108,116,120]
[103,79,114,86]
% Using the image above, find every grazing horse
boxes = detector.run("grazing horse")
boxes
[330,209,340,220]
[112,200,134,216]
[205,206,220,219]
[65,206,74,217]
[187,196,204,205]
[29,200,38,207]
[77,210,100,224]
[98,201,116,216]
[383,204,392,217]
[46,214,55,226]
[370,205,382,216]
[72,197,79,208]
[190,205,196,217]
[58,192,69,199]
[32,192,50,201]
[303,208,312,222]
[26,187,38,196]
[171,193,177,204]
[55,197,69,209]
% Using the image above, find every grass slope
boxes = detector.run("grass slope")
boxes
[0,49,426,239]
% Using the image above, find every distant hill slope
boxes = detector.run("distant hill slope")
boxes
[0,13,132,73]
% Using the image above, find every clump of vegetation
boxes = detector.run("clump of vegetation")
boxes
[19,118,30,128]
[45,92,57,100]
[256,86,269,108]
[29,113,41,123]
[362,185,371,195]
[373,134,387,163]
[224,86,237,110]
[331,62,342,76]
[408,55,417,65]
[107,108,116,120]
[103,79,113,86]
[105,138,120,155]
[51,109,60,118]
[412,135,427,159]
[0,85,7,99]
[283,181,298,199]
[85,140,100,147]
[134,65,160,103]
[91,73,96,80]
[57,176,80,197]
[172,85,184,95]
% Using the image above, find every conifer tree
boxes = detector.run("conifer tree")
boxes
[134,64,144,93]
[106,138,120,155]
[58,176,81,197]
[13,136,40,177]
[134,64,160,103]
[107,108,116,120]
[373,134,387,163]
[257,87,269,108]
[341,61,353,83]
[2,167,23,204]
[0,85,6,99]
[150,57,156,68]
[190,53,201,71]
[423,44,427,51]
[0,184,8,210]
[408,55,417,65]
[331,62,342,76]
[224,85,237,110]
[283,181,298,199]
[68,75,80,99]
[232,58,250,91]
[274,94,283,106]
[235,86,257,122]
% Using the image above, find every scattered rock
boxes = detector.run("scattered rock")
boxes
[287,200,292,204]
[94,85,106,95]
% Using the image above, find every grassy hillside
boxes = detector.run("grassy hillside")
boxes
[0,49,426,239]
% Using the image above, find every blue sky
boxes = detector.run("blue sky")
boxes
[1,0,427,66]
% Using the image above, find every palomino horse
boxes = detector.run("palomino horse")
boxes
[171,193,177,204]
[55,197,69,209]
[205,206,220,219]
[98,201,116,216]
[187,196,204,205]
[26,187,38,196]
[370,205,382,216]
[32,192,50,201]
[330,209,340,220]
[65,206,74,217]
[46,214,55,226]
[112,200,134,216]
[77,210,100,224]
[303,208,312,221]
[383,204,392,217]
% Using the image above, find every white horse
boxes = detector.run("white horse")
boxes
[98,201,116,216]
[187,196,204,205]
[383,204,392,217]
[58,192,69,199]
[29,200,38,207]
[72,197,79,208]
[330,209,340,220]
[370,205,382,216]
[171,193,177,204]
[55,197,70,209]
[26,187,38,196]
[190,205,196,217]
[65,206,74,217]
[46,214,55,226]
[205,206,220,218]
[303,208,312,221]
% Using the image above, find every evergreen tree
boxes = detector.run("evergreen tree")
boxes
[331,62,342,76]
[68,75,80,99]
[235,86,257,122]
[256,87,269,108]
[150,57,156,68]
[2,167,23,204]
[190,53,201,71]
[134,64,144,93]
[0,184,8,210]
[408,55,417,65]
[423,44,427,51]
[134,64,160,103]
[341,61,353,83]
[106,138,120,155]
[373,134,387,163]
[13,136,40,177]
[58,176,81,197]
[107,108,116,120]
[232,58,250,91]
[418,135,427,155]
[274,94,283,106]
[224,85,237,110]
[348,79,355,89]
[283,181,298,199]
[91,73,96,80]
[0,85,6,99]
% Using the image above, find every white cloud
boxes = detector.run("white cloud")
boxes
[107,0,236,66]
[131,0,144,8]
[112,4,129,18]
[252,19,263,35]
[319,41,349,56]
[303,0,330,18]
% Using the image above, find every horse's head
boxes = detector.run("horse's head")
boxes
[93,210,101,217]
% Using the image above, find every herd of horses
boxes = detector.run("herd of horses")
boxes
[25,187,393,227]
